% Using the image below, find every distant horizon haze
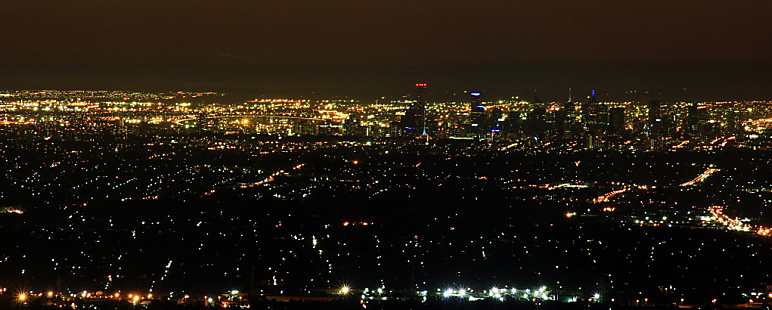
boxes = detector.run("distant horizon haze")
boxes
[2,62,772,103]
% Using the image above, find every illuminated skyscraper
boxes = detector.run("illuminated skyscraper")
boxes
[648,99,662,136]
[580,90,598,129]
[686,102,700,137]
[345,112,365,136]
[583,90,605,132]
[416,83,427,135]
[400,83,428,136]
[470,91,485,137]
[490,107,503,137]
[563,88,577,139]
[647,99,661,124]
[597,104,609,132]
[564,88,576,120]
[197,111,209,132]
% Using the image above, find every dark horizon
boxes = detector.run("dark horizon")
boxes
[5,1,772,103]
[3,62,772,103]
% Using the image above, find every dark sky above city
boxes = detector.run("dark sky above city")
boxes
[3,0,772,101]
[2,0,772,65]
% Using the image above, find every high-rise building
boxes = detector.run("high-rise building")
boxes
[647,99,661,124]
[564,88,577,120]
[727,110,743,137]
[526,95,547,139]
[686,102,700,137]
[470,91,486,137]
[581,90,598,128]
[416,83,427,135]
[583,90,608,134]
[490,107,503,128]
[597,104,610,132]
[648,99,662,136]
[197,111,209,132]
[609,107,625,135]
[344,113,365,136]
[399,83,428,137]
[505,112,525,139]
[563,88,578,139]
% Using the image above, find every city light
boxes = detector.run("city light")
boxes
[443,289,453,298]
[1,89,771,308]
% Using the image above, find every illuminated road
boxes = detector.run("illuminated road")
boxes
[706,206,772,237]
[679,168,720,187]
[198,163,306,197]
[592,185,648,204]
[705,206,751,232]
[236,163,306,189]
[174,114,341,125]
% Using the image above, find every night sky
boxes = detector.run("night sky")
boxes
[2,1,772,100]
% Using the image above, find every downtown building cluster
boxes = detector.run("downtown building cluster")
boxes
[386,85,767,151]
[2,88,771,154]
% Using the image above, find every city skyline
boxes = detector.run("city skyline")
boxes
[4,62,772,104]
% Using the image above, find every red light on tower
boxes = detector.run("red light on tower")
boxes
[416,83,427,87]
